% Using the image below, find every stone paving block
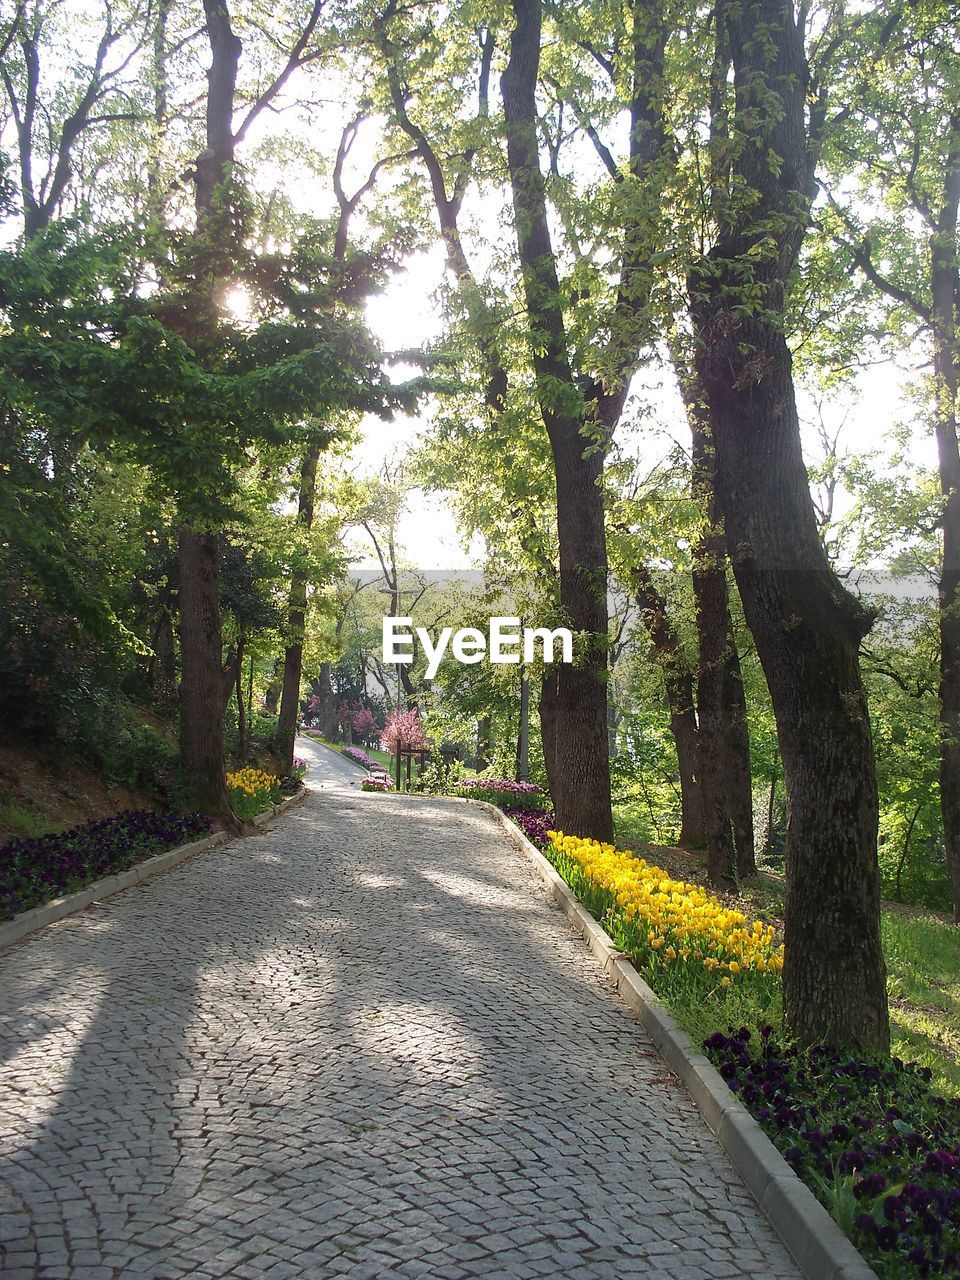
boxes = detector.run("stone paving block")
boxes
[0,742,804,1280]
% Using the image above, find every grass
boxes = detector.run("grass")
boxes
[613,803,960,1097]
[882,911,960,1095]
[0,799,57,839]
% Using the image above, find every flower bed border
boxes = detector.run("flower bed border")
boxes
[0,788,308,954]
[490,803,880,1280]
[375,789,878,1280]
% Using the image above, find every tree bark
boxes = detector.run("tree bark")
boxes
[277,442,321,772]
[516,673,530,782]
[631,565,705,849]
[539,671,560,802]
[930,130,960,922]
[502,0,612,840]
[150,599,177,703]
[235,636,246,760]
[689,0,888,1049]
[175,0,242,825]
[764,768,778,861]
[263,658,282,715]
[177,527,235,824]
[316,661,338,740]
[476,716,491,772]
[683,384,756,881]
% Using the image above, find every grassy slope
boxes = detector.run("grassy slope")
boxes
[614,805,960,1097]
[0,740,153,843]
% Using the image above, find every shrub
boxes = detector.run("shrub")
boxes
[248,710,279,749]
[105,721,179,796]
[413,755,470,795]
[454,778,547,812]
[0,810,210,920]
[361,773,392,792]
[504,807,556,847]
[704,1027,960,1280]
[226,768,282,821]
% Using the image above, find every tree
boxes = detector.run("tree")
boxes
[680,364,756,882]
[687,0,889,1048]
[0,0,146,238]
[275,111,405,772]
[380,706,429,752]
[818,0,960,921]
[500,0,613,840]
[160,0,413,821]
[374,0,675,840]
[630,563,705,849]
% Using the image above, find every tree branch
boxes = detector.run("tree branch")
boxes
[233,0,327,145]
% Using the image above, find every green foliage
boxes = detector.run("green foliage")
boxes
[101,720,180,797]
[863,596,951,911]
[883,911,960,1096]
[248,712,280,750]
[0,800,52,840]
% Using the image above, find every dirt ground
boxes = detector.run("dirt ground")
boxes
[0,739,151,843]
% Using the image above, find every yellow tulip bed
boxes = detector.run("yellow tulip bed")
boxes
[226,768,282,821]
[546,830,784,1006]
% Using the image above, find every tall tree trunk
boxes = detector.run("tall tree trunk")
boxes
[220,645,240,713]
[689,0,888,1049]
[150,600,177,703]
[246,653,255,757]
[176,0,242,824]
[684,387,756,880]
[931,143,960,922]
[631,565,705,849]
[178,528,235,824]
[316,661,338,740]
[670,701,704,851]
[516,673,530,782]
[764,768,778,861]
[693,309,887,1046]
[235,635,246,761]
[147,0,170,224]
[476,716,491,772]
[502,0,612,840]
[263,658,282,715]
[539,671,560,806]
[277,442,321,772]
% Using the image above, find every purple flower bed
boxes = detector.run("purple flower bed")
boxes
[0,810,211,922]
[453,778,548,812]
[342,747,378,771]
[704,1026,960,1279]
[504,808,556,847]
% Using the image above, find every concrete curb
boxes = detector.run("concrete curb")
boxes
[466,799,878,1280]
[0,787,309,953]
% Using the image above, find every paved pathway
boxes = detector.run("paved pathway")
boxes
[0,742,801,1280]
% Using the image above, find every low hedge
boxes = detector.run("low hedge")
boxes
[0,810,211,921]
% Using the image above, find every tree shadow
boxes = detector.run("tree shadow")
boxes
[0,788,797,1279]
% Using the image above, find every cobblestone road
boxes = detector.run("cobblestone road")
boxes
[0,740,801,1279]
